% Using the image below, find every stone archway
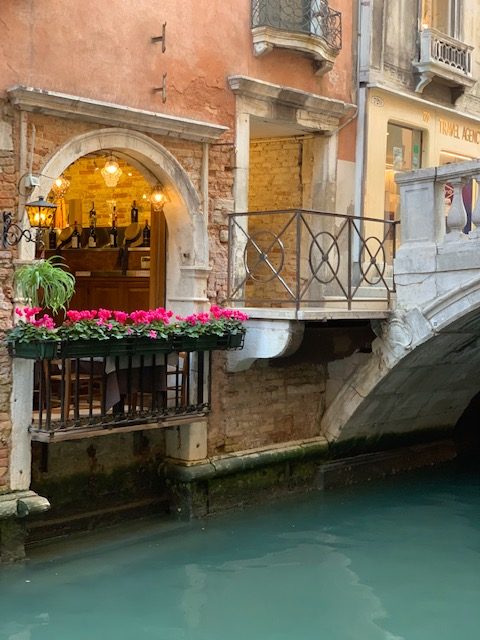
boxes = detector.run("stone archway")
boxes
[29,127,210,314]
[10,128,211,492]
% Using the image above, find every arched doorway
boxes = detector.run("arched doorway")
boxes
[27,128,209,315]
[10,128,210,492]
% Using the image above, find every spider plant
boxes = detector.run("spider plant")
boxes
[14,256,76,313]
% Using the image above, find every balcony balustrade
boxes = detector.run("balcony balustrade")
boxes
[413,28,475,98]
[228,209,397,318]
[30,350,211,441]
[251,0,341,75]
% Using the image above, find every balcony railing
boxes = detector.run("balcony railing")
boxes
[30,350,210,441]
[228,209,397,314]
[251,0,341,74]
[414,28,475,95]
[252,0,342,50]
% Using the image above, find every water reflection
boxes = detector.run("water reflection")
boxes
[0,465,478,640]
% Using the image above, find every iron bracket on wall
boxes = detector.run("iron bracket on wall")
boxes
[153,73,167,103]
[151,22,167,52]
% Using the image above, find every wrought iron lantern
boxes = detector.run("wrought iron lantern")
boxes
[2,196,58,247]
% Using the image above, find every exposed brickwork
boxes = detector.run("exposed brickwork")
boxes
[208,354,326,455]
[0,250,14,492]
[60,156,152,228]
[1,108,328,494]
[247,137,303,304]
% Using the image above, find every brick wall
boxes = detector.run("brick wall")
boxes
[60,157,152,228]
[208,355,326,455]
[246,137,304,306]
[0,148,15,491]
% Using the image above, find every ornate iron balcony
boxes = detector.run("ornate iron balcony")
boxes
[252,0,341,50]
[251,0,341,74]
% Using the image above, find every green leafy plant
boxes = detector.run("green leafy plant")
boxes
[14,256,76,314]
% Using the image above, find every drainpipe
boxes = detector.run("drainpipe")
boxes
[353,0,372,277]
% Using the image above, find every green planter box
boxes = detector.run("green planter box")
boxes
[172,334,243,352]
[59,339,113,358]
[228,332,245,349]
[8,340,58,360]
[131,337,172,356]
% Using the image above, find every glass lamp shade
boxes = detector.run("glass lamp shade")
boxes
[150,185,169,210]
[51,176,70,199]
[101,158,122,187]
[25,196,57,229]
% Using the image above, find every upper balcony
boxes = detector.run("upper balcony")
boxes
[251,0,342,76]
[413,28,475,100]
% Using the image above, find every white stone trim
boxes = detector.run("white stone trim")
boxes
[228,76,356,131]
[7,85,228,143]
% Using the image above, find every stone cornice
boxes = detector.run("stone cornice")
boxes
[7,86,229,143]
[228,75,356,128]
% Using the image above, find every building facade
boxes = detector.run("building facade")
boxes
[359,0,480,239]
[0,0,358,558]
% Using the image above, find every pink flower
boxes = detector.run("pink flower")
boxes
[148,329,157,339]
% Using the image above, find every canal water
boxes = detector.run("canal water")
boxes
[0,463,479,640]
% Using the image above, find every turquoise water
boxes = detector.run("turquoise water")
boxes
[1,465,479,640]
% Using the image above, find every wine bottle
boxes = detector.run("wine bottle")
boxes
[142,220,151,247]
[88,222,97,248]
[130,200,138,223]
[89,201,96,224]
[109,218,118,248]
[48,224,57,250]
[71,221,81,249]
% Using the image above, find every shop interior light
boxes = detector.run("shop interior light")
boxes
[150,184,169,210]
[101,156,122,187]
[51,175,70,199]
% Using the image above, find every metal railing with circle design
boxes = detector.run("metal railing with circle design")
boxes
[227,209,398,312]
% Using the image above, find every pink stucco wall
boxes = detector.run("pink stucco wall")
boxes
[0,0,355,135]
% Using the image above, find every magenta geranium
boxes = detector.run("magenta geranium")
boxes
[6,305,247,353]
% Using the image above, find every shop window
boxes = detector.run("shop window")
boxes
[384,123,422,223]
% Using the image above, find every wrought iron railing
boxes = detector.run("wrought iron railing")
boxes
[251,0,342,51]
[228,209,397,311]
[30,350,210,440]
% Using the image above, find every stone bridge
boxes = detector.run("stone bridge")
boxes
[230,160,480,445]
[324,159,480,444]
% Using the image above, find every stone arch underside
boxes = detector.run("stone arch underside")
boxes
[322,275,480,443]
[28,127,209,314]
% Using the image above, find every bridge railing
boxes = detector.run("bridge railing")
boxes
[395,159,480,246]
[228,209,397,312]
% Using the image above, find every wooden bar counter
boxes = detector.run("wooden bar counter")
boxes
[46,248,151,313]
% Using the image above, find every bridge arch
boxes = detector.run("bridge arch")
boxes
[322,274,480,443]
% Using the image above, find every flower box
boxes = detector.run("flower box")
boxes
[58,339,111,358]
[228,332,245,349]
[8,340,58,360]
[172,333,243,352]
[131,336,172,356]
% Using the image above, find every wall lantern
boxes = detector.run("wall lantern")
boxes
[150,184,169,211]
[101,156,122,187]
[1,197,57,247]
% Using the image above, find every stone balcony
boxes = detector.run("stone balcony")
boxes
[413,28,475,100]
